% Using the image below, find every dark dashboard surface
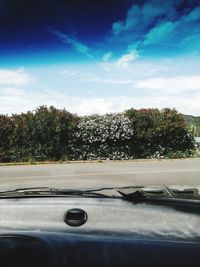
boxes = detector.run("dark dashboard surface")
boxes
[0,196,200,267]
[0,231,200,267]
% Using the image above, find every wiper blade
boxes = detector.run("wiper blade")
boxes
[0,186,139,198]
[0,187,111,198]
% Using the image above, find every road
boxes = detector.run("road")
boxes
[0,159,200,191]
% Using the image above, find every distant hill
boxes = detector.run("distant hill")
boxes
[183,114,200,136]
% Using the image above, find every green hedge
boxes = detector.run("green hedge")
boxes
[0,106,79,162]
[126,108,196,159]
[0,106,196,162]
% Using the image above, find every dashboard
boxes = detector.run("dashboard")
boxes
[0,197,200,267]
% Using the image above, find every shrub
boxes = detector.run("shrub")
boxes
[0,107,196,162]
[0,115,14,162]
[125,108,195,158]
[3,106,79,162]
[71,113,134,160]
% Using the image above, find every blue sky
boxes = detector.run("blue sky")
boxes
[0,0,200,115]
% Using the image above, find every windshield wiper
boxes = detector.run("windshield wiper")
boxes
[117,187,200,204]
[0,186,200,203]
[0,187,113,198]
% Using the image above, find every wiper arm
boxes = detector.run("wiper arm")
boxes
[117,187,200,203]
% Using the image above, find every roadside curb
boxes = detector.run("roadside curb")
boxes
[1,157,200,167]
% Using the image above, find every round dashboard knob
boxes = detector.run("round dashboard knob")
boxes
[64,208,88,227]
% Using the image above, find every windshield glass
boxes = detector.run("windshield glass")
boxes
[0,0,200,192]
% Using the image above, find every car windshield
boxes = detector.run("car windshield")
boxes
[0,0,200,193]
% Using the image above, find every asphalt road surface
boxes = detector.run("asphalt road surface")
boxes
[0,159,200,191]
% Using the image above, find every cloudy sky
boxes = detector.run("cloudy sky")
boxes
[0,0,200,115]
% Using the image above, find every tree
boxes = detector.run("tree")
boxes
[0,115,14,162]
[126,108,195,158]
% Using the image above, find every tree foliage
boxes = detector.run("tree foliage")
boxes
[0,106,196,162]
[126,108,195,158]
[184,114,200,136]
[0,106,79,162]
[0,114,14,162]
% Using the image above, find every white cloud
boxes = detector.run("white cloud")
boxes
[135,75,200,93]
[116,51,139,67]
[49,27,93,58]
[61,70,81,76]
[143,21,176,46]
[1,58,200,116]
[112,2,176,36]
[0,69,33,86]
[85,77,133,85]
[102,52,113,62]
[1,87,200,116]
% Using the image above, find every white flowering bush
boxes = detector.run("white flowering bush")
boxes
[71,113,134,160]
[150,146,195,159]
